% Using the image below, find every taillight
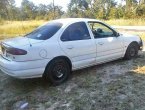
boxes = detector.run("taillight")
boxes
[7,48,27,55]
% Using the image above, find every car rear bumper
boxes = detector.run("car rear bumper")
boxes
[0,65,44,79]
[0,55,49,79]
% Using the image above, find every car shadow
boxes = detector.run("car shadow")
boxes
[1,51,145,93]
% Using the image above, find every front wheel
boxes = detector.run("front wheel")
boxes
[124,43,139,60]
[44,59,71,85]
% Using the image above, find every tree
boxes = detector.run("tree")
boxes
[122,0,138,18]
[139,0,145,4]
[21,0,37,19]
[92,0,117,19]
[41,4,64,20]
[135,3,145,17]
[67,0,89,17]
[1,0,145,21]
[125,0,137,7]
[0,0,16,20]
[35,4,48,20]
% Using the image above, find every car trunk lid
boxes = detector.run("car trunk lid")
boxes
[0,37,43,60]
[2,36,43,47]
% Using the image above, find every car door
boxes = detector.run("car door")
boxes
[59,22,96,69]
[88,21,124,63]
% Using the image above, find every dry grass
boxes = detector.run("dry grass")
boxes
[134,66,145,74]
[1,19,145,110]
[0,20,46,39]
[104,19,145,26]
[139,33,145,41]
[1,52,145,109]
[0,19,145,40]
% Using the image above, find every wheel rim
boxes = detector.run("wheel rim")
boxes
[52,61,67,81]
[130,48,136,57]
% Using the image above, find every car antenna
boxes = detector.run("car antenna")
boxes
[26,35,32,47]
[21,20,32,47]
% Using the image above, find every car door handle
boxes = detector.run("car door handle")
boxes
[98,42,104,45]
[67,45,74,49]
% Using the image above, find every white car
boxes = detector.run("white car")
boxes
[0,18,143,85]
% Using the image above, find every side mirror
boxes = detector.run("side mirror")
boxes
[114,32,120,37]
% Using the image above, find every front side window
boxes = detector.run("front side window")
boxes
[61,22,91,41]
[88,22,115,38]
[25,22,62,40]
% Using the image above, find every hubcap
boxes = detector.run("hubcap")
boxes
[52,62,66,80]
[56,70,64,78]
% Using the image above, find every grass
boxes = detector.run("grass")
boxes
[0,19,145,109]
[134,32,145,41]
[0,20,46,39]
[0,19,145,40]
[1,19,145,109]
[104,19,145,26]
[1,53,145,109]
[141,33,145,41]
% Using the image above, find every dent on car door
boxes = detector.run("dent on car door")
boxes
[88,22,124,63]
[59,22,96,69]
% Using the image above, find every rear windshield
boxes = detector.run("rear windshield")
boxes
[25,22,62,40]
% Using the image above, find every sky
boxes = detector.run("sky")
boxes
[15,0,71,11]
[15,0,123,11]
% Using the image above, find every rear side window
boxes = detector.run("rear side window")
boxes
[61,22,91,41]
[25,22,62,40]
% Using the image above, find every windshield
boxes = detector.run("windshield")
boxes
[25,22,63,40]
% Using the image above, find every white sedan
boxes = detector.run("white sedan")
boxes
[0,18,143,85]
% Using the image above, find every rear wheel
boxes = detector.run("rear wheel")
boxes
[124,43,139,60]
[44,58,71,85]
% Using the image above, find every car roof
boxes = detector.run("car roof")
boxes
[49,18,102,25]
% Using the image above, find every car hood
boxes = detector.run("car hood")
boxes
[121,33,139,38]
[120,33,141,43]
[1,37,44,47]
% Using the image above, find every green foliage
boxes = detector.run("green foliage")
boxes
[0,0,64,21]
[135,4,145,17]
[66,0,145,19]
[0,0,145,21]
[21,0,36,19]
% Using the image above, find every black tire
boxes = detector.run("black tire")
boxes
[44,58,71,85]
[124,43,139,60]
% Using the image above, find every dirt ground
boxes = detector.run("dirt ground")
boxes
[1,50,145,110]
